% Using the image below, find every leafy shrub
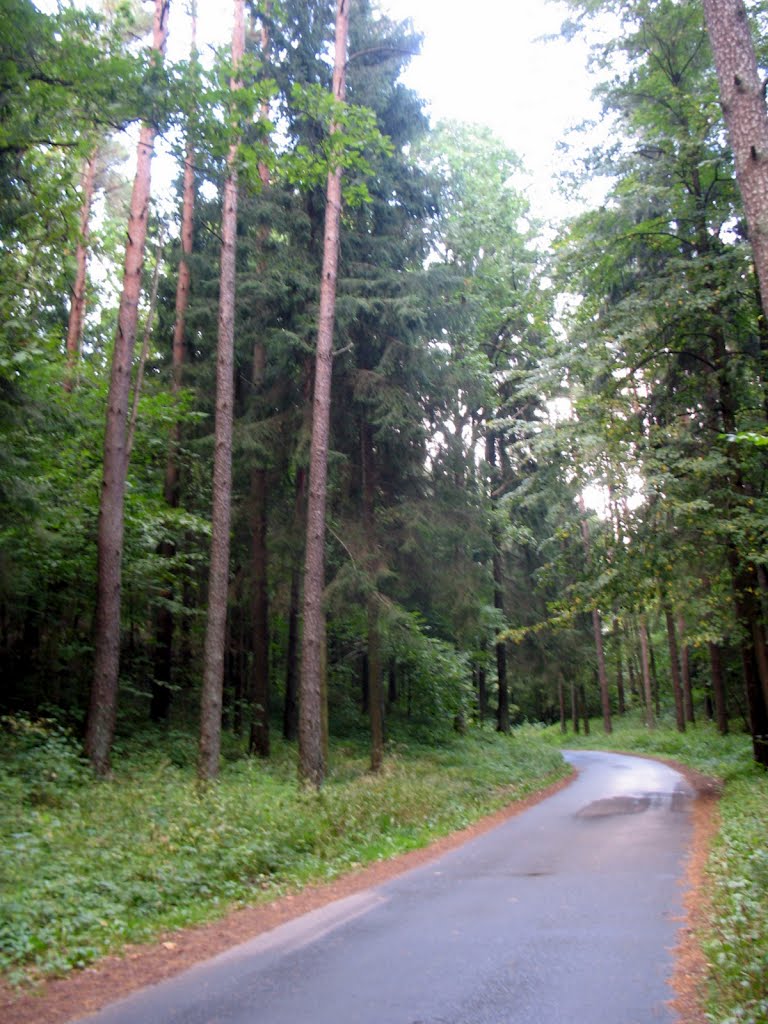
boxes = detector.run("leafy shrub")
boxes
[0,715,89,807]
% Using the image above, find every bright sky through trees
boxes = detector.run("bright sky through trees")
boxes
[382,0,601,217]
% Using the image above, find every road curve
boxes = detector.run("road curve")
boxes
[75,751,694,1024]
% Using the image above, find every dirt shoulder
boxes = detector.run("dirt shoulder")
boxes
[1,762,719,1024]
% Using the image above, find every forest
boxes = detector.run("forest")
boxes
[3,0,768,774]
[2,0,768,1018]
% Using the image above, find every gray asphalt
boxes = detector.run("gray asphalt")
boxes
[75,750,694,1024]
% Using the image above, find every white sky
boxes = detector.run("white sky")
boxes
[381,0,601,219]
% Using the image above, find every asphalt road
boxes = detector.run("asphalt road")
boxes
[75,750,694,1024]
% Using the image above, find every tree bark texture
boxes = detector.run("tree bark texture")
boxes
[152,10,197,721]
[677,613,694,724]
[298,0,350,789]
[664,605,686,733]
[362,418,383,772]
[613,615,626,715]
[248,10,273,758]
[85,0,169,775]
[709,641,729,735]
[198,0,244,780]
[703,0,768,319]
[578,496,612,733]
[638,615,656,730]
[65,150,96,391]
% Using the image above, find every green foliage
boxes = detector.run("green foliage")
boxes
[705,771,768,1024]
[0,715,90,809]
[0,725,566,985]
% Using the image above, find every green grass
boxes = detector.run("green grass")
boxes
[535,712,768,1024]
[0,717,566,986]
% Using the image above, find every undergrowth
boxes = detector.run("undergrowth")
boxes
[536,713,768,1024]
[0,716,566,986]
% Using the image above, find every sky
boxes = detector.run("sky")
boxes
[380,0,601,219]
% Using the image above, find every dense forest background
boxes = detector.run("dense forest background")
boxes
[3,0,768,779]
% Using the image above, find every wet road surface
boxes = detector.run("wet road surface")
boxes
[75,751,694,1024]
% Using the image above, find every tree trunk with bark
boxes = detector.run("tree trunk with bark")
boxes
[677,612,694,724]
[709,641,729,734]
[703,0,768,318]
[85,0,170,775]
[362,418,383,772]
[664,605,686,732]
[198,0,244,781]
[577,496,612,733]
[638,615,656,730]
[298,0,350,789]
[152,3,198,723]
[65,150,97,391]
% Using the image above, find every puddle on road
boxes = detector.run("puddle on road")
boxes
[576,787,692,819]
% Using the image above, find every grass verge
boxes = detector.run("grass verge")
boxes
[533,714,768,1024]
[0,717,566,986]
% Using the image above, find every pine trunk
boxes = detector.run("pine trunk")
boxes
[85,0,169,775]
[65,151,96,391]
[703,0,768,317]
[664,605,686,732]
[677,613,694,724]
[152,51,196,720]
[709,642,729,735]
[249,453,270,758]
[298,0,350,789]
[362,418,383,772]
[638,615,656,730]
[613,615,626,715]
[198,0,244,780]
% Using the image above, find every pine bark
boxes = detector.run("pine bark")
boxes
[85,0,170,775]
[577,496,612,733]
[638,615,656,730]
[248,11,273,759]
[664,605,686,732]
[298,0,350,788]
[151,17,196,721]
[677,613,694,724]
[198,0,244,780]
[362,418,383,772]
[709,641,729,735]
[703,0,768,318]
[65,150,96,391]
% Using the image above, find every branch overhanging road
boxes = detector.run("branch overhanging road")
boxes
[76,751,694,1024]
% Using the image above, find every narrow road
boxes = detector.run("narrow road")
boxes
[75,751,694,1024]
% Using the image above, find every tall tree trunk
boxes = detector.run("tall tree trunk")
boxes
[247,10,272,759]
[65,150,97,391]
[477,663,488,722]
[709,641,729,735]
[298,0,350,789]
[85,0,170,775]
[577,497,612,733]
[677,612,694,724]
[558,672,567,734]
[249,454,270,757]
[362,418,383,772]
[198,0,244,781]
[703,0,768,319]
[152,1,197,723]
[664,604,686,732]
[638,615,656,730]
[613,615,626,715]
[126,235,164,461]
